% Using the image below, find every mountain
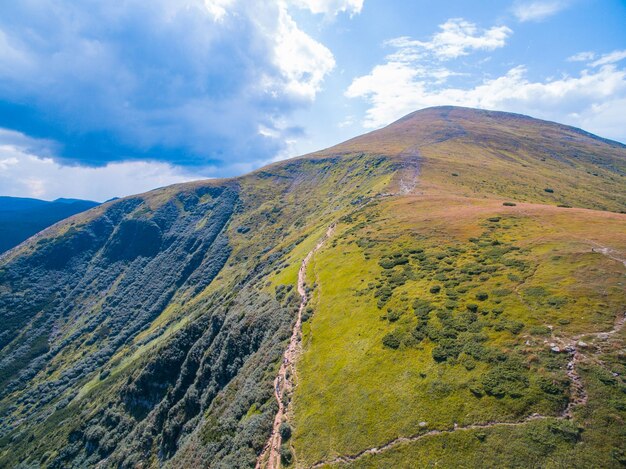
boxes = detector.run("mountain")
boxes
[0,197,100,254]
[0,106,625,468]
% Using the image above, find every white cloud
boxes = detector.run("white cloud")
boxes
[513,1,570,22]
[346,57,626,142]
[568,51,595,62]
[270,4,336,101]
[203,0,236,21]
[0,0,338,168]
[292,0,363,16]
[346,19,626,142]
[591,50,626,67]
[0,131,200,201]
[387,19,512,60]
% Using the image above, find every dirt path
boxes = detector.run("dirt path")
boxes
[587,240,626,267]
[257,225,335,469]
[308,310,626,468]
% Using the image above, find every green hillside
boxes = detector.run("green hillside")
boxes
[0,107,625,468]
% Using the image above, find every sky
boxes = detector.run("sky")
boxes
[0,0,625,201]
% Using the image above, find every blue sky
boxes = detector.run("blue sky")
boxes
[0,0,625,200]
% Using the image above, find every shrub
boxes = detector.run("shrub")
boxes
[411,327,425,343]
[387,309,401,322]
[463,341,487,361]
[502,202,517,206]
[481,359,528,397]
[538,376,568,395]
[382,332,401,349]
[506,321,524,335]
[430,285,441,294]
[476,292,489,301]
[280,446,293,465]
[544,188,554,193]
[468,379,483,397]
[378,255,409,269]
[459,354,476,370]
[279,422,292,441]
[529,325,551,335]
[429,380,453,397]
[432,339,462,362]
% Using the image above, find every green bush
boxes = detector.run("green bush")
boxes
[538,376,568,395]
[459,354,476,370]
[280,445,293,465]
[468,379,484,397]
[463,341,488,361]
[387,309,401,322]
[432,339,462,362]
[382,332,401,349]
[529,325,551,335]
[506,320,524,334]
[279,422,292,441]
[481,359,529,398]
[476,292,489,301]
[430,285,441,294]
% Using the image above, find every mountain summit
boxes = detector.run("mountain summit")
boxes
[1,107,625,468]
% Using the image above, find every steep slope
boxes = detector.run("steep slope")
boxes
[0,197,99,254]
[0,107,625,468]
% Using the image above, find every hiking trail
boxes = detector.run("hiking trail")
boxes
[256,225,335,469]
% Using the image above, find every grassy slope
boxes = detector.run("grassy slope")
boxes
[0,154,396,468]
[1,107,625,468]
[290,107,626,468]
[292,195,626,467]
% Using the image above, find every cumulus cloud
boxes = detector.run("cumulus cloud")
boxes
[272,5,336,100]
[0,129,200,201]
[0,0,335,169]
[512,1,570,22]
[293,0,364,16]
[387,19,511,60]
[346,27,626,143]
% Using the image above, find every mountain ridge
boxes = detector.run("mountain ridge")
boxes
[0,196,99,255]
[0,107,625,468]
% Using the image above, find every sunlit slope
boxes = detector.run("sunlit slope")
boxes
[0,106,625,468]
[293,195,626,468]
[312,106,626,212]
[0,154,396,468]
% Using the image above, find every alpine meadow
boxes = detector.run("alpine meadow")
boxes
[0,106,625,468]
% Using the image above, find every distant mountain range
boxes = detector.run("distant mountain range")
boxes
[0,107,624,468]
[0,196,99,254]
